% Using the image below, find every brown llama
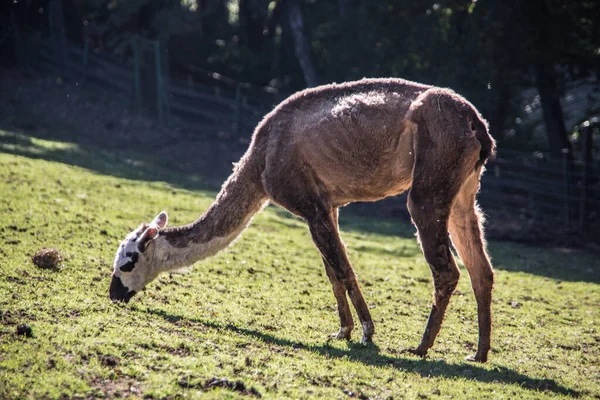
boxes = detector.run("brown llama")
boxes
[109,78,496,362]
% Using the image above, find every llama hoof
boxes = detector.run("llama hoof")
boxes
[407,347,428,358]
[359,335,373,345]
[329,326,352,341]
[465,353,488,363]
[360,321,375,344]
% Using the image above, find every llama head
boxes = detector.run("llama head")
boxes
[109,211,168,302]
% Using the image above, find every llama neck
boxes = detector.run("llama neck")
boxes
[153,158,266,273]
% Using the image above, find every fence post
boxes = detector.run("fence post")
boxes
[579,125,592,234]
[154,40,164,122]
[561,147,571,230]
[132,36,142,115]
[10,10,27,69]
[529,157,541,225]
[47,0,69,73]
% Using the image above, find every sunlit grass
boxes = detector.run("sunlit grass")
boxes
[0,131,599,399]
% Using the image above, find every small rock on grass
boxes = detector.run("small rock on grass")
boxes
[16,324,33,337]
[32,248,63,270]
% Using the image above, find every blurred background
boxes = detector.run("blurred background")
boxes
[1,0,599,245]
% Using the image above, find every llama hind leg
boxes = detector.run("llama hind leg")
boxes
[449,171,494,362]
[407,184,461,357]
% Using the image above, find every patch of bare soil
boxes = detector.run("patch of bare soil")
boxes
[177,376,262,397]
[88,377,142,399]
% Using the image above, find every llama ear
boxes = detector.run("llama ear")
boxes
[135,212,167,252]
[137,226,159,252]
[150,211,168,229]
[135,222,149,234]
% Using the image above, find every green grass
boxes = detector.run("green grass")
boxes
[0,128,599,399]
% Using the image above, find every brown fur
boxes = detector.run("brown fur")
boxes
[161,78,496,362]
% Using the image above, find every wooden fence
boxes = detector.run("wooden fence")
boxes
[16,33,600,240]
[481,147,599,237]
[26,34,279,136]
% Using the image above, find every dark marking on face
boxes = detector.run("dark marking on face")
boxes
[120,252,138,272]
[109,275,137,303]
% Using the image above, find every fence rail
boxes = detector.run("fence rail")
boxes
[16,33,600,239]
[26,35,274,133]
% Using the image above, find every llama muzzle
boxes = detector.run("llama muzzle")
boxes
[109,275,137,303]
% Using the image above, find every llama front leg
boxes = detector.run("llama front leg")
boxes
[323,256,354,340]
[306,206,374,343]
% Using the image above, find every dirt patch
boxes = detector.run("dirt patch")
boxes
[205,377,262,398]
[88,377,142,399]
[177,376,262,397]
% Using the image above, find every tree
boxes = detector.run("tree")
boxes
[286,0,318,87]
[483,0,600,156]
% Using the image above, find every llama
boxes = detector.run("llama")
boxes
[109,78,496,362]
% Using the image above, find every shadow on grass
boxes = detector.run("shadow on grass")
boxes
[144,308,582,398]
[0,127,220,193]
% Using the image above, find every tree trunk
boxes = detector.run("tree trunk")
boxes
[239,0,266,52]
[287,0,318,87]
[536,62,572,159]
[47,0,69,67]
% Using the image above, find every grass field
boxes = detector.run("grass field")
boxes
[0,128,599,399]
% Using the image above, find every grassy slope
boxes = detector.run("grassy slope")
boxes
[0,130,599,400]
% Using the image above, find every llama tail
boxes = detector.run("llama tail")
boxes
[474,116,497,169]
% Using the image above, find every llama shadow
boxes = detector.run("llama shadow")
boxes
[144,308,582,398]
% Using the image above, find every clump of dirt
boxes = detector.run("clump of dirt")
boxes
[100,355,119,367]
[32,248,63,270]
[16,324,33,337]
